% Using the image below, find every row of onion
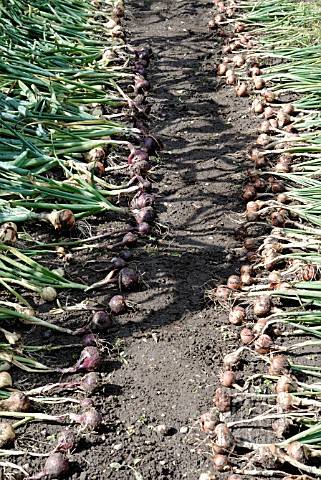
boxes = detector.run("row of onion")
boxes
[199,0,321,479]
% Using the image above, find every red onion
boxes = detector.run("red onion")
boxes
[28,453,69,479]
[70,408,102,432]
[134,76,150,94]
[133,206,155,224]
[122,232,138,247]
[109,294,126,314]
[80,397,94,409]
[120,267,139,289]
[110,256,127,269]
[120,250,133,261]
[63,346,101,373]
[91,311,112,332]
[131,192,155,209]
[54,429,76,453]
[240,264,253,275]
[128,147,149,165]
[82,334,98,347]
[81,372,100,393]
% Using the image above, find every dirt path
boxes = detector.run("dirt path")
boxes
[92,1,258,478]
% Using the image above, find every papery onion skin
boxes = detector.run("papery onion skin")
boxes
[212,454,230,472]
[220,371,236,388]
[214,388,231,412]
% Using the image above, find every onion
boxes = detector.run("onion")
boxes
[199,412,219,433]
[246,211,259,222]
[254,178,267,192]
[302,264,317,281]
[228,305,245,325]
[246,201,260,213]
[199,474,217,480]
[286,442,307,463]
[270,211,285,226]
[46,209,75,232]
[253,296,271,317]
[85,147,105,163]
[220,371,236,387]
[281,104,295,115]
[212,454,230,472]
[28,453,69,479]
[244,236,259,249]
[252,98,265,114]
[215,285,231,302]
[253,318,268,335]
[54,429,76,453]
[82,334,98,347]
[214,388,231,412]
[214,423,235,453]
[259,120,271,133]
[122,232,138,247]
[254,334,273,354]
[277,111,291,128]
[0,421,15,447]
[217,63,227,75]
[257,133,271,146]
[261,89,276,103]
[81,372,100,393]
[240,328,254,345]
[40,286,57,302]
[0,372,12,388]
[109,295,126,314]
[64,346,101,373]
[133,206,155,225]
[226,70,237,85]
[235,82,249,97]
[91,311,112,332]
[275,162,290,173]
[272,417,292,439]
[120,250,133,261]
[70,408,103,432]
[226,275,241,290]
[223,347,243,368]
[235,22,245,32]
[120,267,139,289]
[249,66,260,76]
[275,375,298,393]
[268,271,281,285]
[0,222,18,246]
[277,391,300,411]
[240,264,252,275]
[264,106,275,119]
[242,185,256,201]
[1,392,30,412]
[232,54,245,67]
[253,76,265,90]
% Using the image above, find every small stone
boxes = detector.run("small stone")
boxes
[113,443,123,451]
[156,424,166,435]
[180,426,188,434]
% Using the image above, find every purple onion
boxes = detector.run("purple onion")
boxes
[54,429,76,453]
[137,222,151,234]
[131,191,155,209]
[91,311,112,332]
[134,46,152,60]
[81,372,100,393]
[127,147,149,165]
[82,333,98,347]
[134,59,149,69]
[28,453,69,479]
[133,118,149,133]
[110,256,127,269]
[120,250,133,261]
[133,206,155,224]
[134,76,150,94]
[109,295,126,314]
[80,398,94,409]
[63,346,100,373]
[120,268,139,289]
[136,175,152,192]
[133,66,148,77]
[140,135,163,154]
[122,232,138,246]
[70,409,103,432]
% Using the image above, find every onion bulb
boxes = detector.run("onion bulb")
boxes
[214,388,231,412]
[240,328,254,345]
[272,417,292,439]
[212,454,230,471]
[217,63,227,76]
[235,82,248,97]
[286,442,307,463]
[226,275,241,290]
[0,372,12,389]
[253,296,271,317]
[40,286,57,302]
[223,347,243,368]
[254,334,273,354]
[228,306,245,325]
[199,412,219,433]
[0,392,30,412]
[253,76,265,90]
[220,371,236,388]
[28,453,69,479]
[213,423,235,453]
[275,375,298,393]
[0,421,15,447]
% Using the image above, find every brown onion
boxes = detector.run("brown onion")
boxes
[212,454,230,472]
[252,98,265,114]
[1,392,30,412]
[215,285,231,301]
[214,423,235,453]
[261,89,276,103]
[0,421,15,447]
[236,82,248,97]
[253,296,271,317]
[268,271,281,285]
[286,442,308,463]
[220,371,236,388]
[253,76,265,90]
[281,104,295,115]
[228,306,245,325]
[264,106,275,119]
[223,347,243,368]
[252,318,268,335]
[257,133,271,146]
[240,328,254,345]
[227,275,241,290]
[272,417,292,439]
[275,375,298,393]
[249,66,261,76]
[214,388,231,412]
[240,273,252,286]
[255,334,273,354]
[242,185,256,201]
[217,63,227,76]
[199,412,219,433]
[232,54,245,67]
[240,264,252,275]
